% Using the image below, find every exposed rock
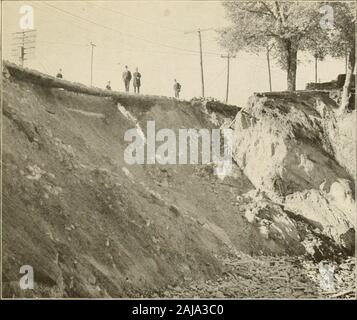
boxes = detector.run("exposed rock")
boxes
[235,190,346,259]
[232,92,355,250]
[325,110,356,178]
[284,186,354,251]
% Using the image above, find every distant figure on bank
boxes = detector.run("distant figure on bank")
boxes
[133,67,141,94]
[173,79,181,98]
[122,65,132,92]
[56,69,63,79]
[106,81,112,90]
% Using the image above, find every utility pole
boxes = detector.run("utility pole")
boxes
[90,42,96,86]
[314,54,318,84]
[11,29,36,67]
[198,30,205,97]
[344,43,348,75]
[221,53,236,104]
[185,28,213,98]
[266,45,273,92]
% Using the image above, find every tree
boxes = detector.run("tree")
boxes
[219,1,323,91]
[313,50,327,84]
[303,2,355,111]
[303,27,330,83]
[327,2,355,112]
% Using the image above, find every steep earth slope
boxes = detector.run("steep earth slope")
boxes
[1,63,355,298]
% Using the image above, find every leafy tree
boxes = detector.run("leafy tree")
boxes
[326,2,355,112]
[219,1,324,91]
[303,2,355,111]
[303,26,330,83]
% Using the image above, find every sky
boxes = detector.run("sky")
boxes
[2,0,346,106]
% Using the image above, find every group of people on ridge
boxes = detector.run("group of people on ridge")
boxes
[121,65,141,94]
[107,67,182,98]
[56,66,182,98]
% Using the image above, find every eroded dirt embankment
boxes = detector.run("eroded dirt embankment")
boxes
[2,63,355,298]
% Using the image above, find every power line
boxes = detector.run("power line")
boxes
[37,40,89,47]
[206,66,227,90]
[32,3,93,41]
[41,39,187,55]
[34,38,215,58]
[36,57,49,73]
[39,54,53,74]
[88,2,184,33]
[42,2,221,57]
[33,1,222,52]
[32,2,222,58]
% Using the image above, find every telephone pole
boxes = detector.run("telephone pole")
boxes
[11,29,36,67]
[198,30,205,97]
[314,53,318,84]
[185,28,213,98]
[344,43,348,75]
[221,53,236,104]
[90,42,96,86]
[266,44,273,92]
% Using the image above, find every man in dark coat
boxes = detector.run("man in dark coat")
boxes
[133,67,141,94]
[122,65,132,92]
[56,68,63,79]
[173,79,181,98]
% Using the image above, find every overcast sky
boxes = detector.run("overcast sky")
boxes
[2,1,346,106]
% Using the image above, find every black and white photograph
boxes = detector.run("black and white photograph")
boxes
[0,0,356,303]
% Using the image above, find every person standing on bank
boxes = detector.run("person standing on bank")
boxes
[106,81,112,90]
[56,68,63,79]
[122,65,132,92]
[173,79,181,98]
[133,68,141,94]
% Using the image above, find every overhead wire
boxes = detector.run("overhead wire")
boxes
[87,2,185,34]
[6,2,261,98]
[42,2,221,57]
